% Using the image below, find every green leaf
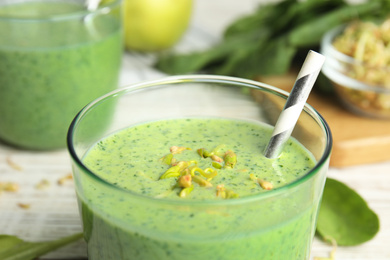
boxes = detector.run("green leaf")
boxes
[215,36,297,78]
[155,32,264,75]
[316,178,379,246]
[0,233,83,260]
[154,0,390,80]
[288,1,385,47]
[223,0,297,39]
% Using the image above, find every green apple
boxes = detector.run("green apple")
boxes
[123,0,193,52]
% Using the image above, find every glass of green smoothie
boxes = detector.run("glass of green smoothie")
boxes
[68,75,332,260]
[0,0,122,150]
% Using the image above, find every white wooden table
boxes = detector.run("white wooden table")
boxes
[1,1,389,259]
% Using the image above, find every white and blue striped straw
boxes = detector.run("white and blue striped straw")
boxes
[264,50,325,159]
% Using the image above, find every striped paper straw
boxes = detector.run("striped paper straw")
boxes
[86,0,101,10]
[264,50,325,159]
[84,0,102,39]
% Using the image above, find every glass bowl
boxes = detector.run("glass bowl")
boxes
[321,24,390,119]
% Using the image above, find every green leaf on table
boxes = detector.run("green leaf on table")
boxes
[0,232,83,260]
[316,178,379,246]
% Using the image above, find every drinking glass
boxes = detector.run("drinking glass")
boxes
[0,0,122,149]
[68,75,332,260]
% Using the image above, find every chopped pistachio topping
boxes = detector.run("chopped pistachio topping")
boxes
[198,145,227,159]
[57,174,73,186]
[175,161,190,170]
[171,157,177,165]
[6,156,23,171]
[161,153,173,165]
[35,179,50,190]
[160,166,181,179]
[0,182,19,192]
[159,161,194,180]
[225,189,240,199]
[170,146,191,154]
[211,144,226,156]
[258,179,273,190]
[201,168,218,179]
[197,148,211,158]
[212,161,222,169]
[177,174,192,188]
[216,184,226,198]
[216,184,239,199]
[190,167,203,176]
[181,168,190,175]
[224,150,237,168]
[158,145,241,198]
[192,175,212,187]
[187,160,198,167]
[249,174,273,190]
[179,184,194,198]
[210,154,223,163]
[17,203,31,209]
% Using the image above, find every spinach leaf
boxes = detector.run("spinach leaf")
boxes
[0,233,83,260]
[154,0,390,80]
[215,36,297,77]
[316,178,380,246]
[156,29,269,75]
[288,0,388,47]
[223,0,297,39]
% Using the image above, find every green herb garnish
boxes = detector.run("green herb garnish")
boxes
[316,178,380,246]
[0,233,83,260]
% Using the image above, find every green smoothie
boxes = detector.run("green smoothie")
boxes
[78,118,321,260]
[0,1,122,149]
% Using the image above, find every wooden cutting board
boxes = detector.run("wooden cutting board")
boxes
[256,73,390,168]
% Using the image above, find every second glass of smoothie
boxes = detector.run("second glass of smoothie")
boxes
[0,0,122,149]
[68,75,332,260]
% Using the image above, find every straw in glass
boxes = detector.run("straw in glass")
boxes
[84,0,102,38]
[264,50,325,159]
[86,0,101,11]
